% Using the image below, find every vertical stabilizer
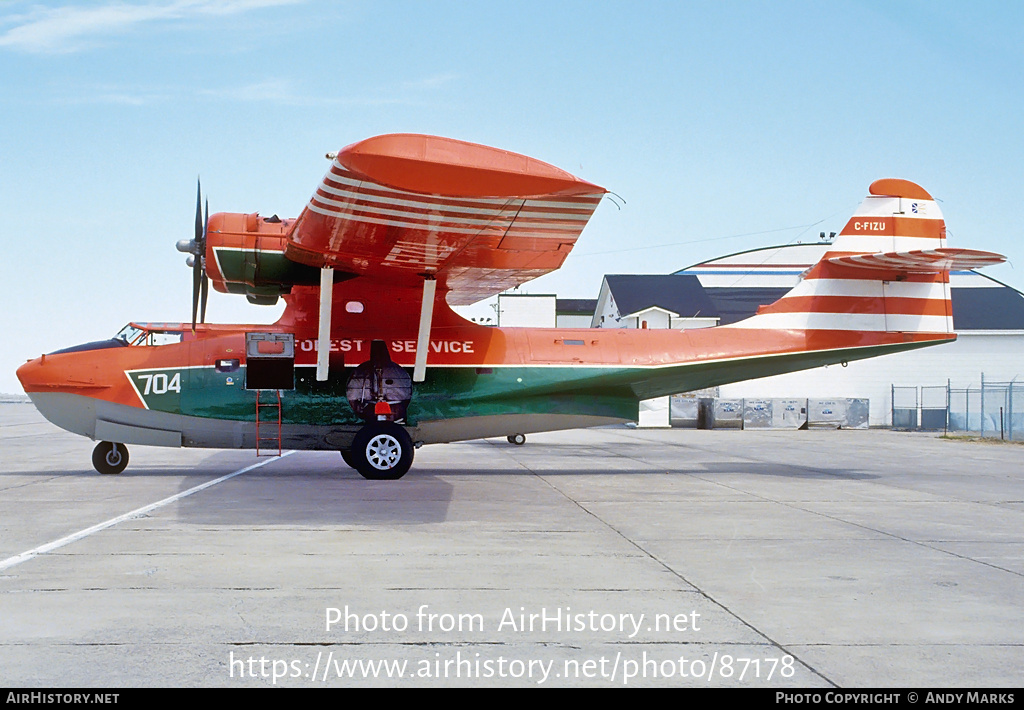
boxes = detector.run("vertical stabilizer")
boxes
[726,179,1002,335]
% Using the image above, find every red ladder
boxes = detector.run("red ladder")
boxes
[255,390,282,457]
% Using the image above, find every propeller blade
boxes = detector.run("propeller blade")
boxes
[191,179,203,331]
[194,179,203,246]
[186,181,214,330]
[191,255,201,331]
[200,268,209,324]
[200,198,209,323]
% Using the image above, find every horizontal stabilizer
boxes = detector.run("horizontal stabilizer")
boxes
[827,248,1005,273]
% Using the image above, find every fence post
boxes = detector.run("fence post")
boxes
[966,385,970,434]
[981,373,986,437]
[1010,381,1015,442]
[945,379,950,436]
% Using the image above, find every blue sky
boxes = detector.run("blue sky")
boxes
[2,0,1022,393]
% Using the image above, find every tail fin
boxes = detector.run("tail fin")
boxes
[728,179,1004,335]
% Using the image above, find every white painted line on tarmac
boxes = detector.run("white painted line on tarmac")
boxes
[0,451,296,572]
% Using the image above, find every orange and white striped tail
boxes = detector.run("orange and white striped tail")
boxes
[726,178,1004,334]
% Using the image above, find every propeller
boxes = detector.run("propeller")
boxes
[176,179,209,331]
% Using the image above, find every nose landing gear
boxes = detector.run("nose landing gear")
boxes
[92,441,129,475]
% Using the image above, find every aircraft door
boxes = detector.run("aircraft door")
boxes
[245,333,295,390]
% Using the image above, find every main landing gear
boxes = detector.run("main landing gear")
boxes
[342,421,415,480]
[507,433,526,446]
[92,441,129,475]
[342,341,416,480]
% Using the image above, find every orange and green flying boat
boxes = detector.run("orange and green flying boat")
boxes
[16,134,1005,479]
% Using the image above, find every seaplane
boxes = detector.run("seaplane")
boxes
[16,133,1005,479]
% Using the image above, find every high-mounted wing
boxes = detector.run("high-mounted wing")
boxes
[285,134,607,305]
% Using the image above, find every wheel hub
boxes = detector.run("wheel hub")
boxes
[366,434,401,470]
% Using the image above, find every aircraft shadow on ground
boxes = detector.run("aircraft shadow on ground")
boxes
[162,450,459,525]
[5,451,875,528]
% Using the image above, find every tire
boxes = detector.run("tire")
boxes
[350,422,414,480]
[92,441,129,475]
[507,433,526,446]
[340,449,357,469]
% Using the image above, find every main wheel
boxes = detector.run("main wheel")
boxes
[92,441,129,475]
[507,433,526,446]
[350,422,414,480]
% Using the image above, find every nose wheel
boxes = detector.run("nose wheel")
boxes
[92,441,129,475]
[507,433,526,446]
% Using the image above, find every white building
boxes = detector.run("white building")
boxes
[591,274,720,331]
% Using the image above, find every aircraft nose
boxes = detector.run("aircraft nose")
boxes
[17,354,84,392]
[16,356,45,392]
[16,355,102,439]
[17,350,105,393]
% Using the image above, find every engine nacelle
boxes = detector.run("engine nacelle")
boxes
[205,212,325,305]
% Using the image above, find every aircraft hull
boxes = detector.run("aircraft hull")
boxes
[21,332,947,450]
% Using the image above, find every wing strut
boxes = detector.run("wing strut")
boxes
[316,267,333,381]
[413,277,437,383]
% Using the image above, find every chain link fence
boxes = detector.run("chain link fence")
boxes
[893,376,1022,440]
[891,386,919,429]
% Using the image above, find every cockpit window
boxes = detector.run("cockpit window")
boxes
[114,324,183,347]
[115,324,146,346]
